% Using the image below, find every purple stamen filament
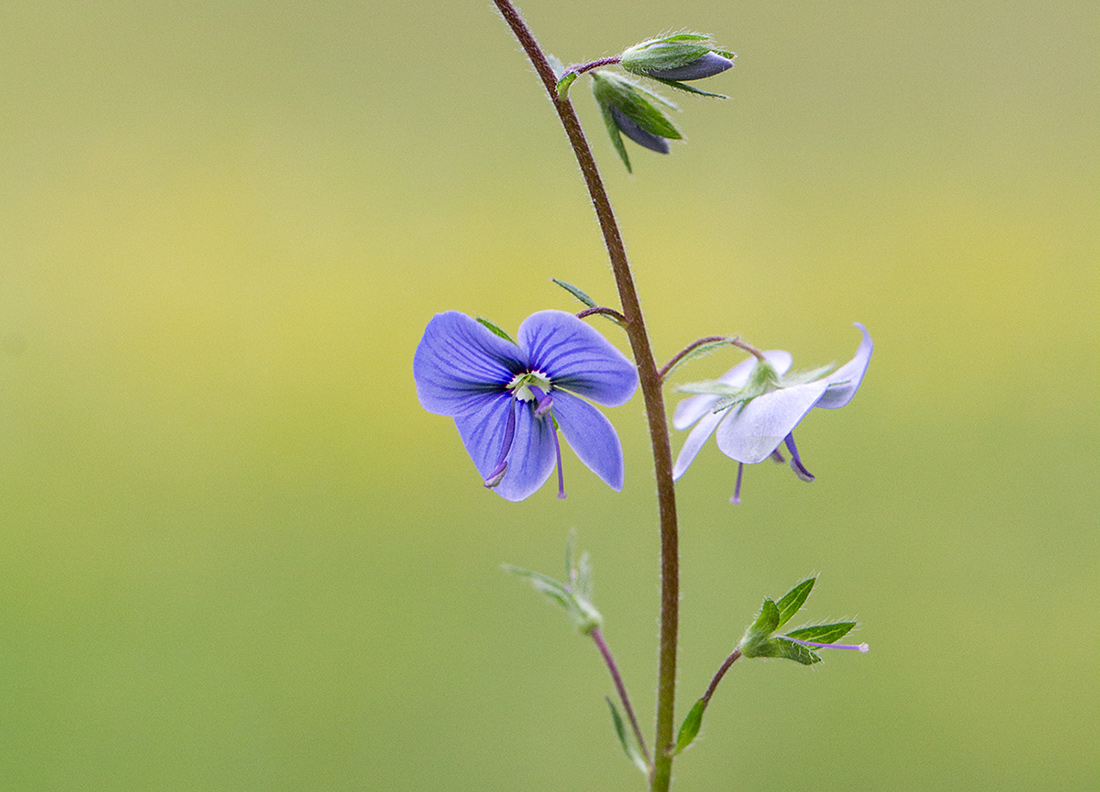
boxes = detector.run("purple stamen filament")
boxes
[528,384,566,498]
[783,433,815,482]
[730,462,744,504]
[550,421,566,499]
[783,636,869,653]
[483,399,517,488]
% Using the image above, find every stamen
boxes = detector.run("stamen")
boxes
[549,421,567,499]
[783,636,869,653]
[783,434,815,482]
[529,385,555,418]
[730,462,744,505]
[769,448,786,464]
[483,400,518,488]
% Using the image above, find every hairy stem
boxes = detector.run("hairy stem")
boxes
[592,627,651,769]
[701,648,741,706]
[490,3,681,789]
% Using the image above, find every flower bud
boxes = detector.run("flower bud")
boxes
[591,70,681,171]
[620,33,735,82]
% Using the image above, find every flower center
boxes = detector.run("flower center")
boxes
[507,370,552,402]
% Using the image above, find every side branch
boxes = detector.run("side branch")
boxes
[592,628,651,769]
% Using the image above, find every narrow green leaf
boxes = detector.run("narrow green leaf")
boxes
[785,622,857,645]
[674,698,707,755]
[775,578,816,630]
[564,530,576,581]
[502,565,570,602]
[477,317,514,343]
[577,552,594,601]
[551,278,598,309]
[606,697,648,774]
[648,76,728,99]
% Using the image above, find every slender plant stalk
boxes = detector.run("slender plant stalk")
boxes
[490,3,681,789]
[701,648,742,706]
[591,627,651,769]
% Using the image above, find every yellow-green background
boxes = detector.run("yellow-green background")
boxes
[2,1,1096,790]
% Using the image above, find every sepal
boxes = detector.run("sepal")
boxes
[736,577,866,664]
[592,71,680,171]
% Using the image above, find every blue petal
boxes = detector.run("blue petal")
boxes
[414,311,528,416]
[816,323,872,410]
[454,396,556,502]
[714,381,829,464]
[672,350,792,430]
[553,391,625,491]
[518,310,638,406]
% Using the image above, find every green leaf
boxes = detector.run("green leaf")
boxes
[477,317,514,343]
[501,565,571,607]
[674,698,707,755]
[577,552,594,601]
[606,697,648,774]
[647,76,728,99]
[775,578,816,630]
[551,278,598,309]
[785,622,857,645]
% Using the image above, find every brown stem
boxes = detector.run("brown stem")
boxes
[659,336,734,381]
[490,3,681,789]
[701,648,741,706]
[577,306,627,324]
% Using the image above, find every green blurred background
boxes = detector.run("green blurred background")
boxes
[1,1,1097,790]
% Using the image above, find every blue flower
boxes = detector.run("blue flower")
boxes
[672,324,872,502]
[414,310,639,501]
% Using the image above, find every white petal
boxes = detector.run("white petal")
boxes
[816,323,872,410]
[715,381,828,464]
[673,408,727,480]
